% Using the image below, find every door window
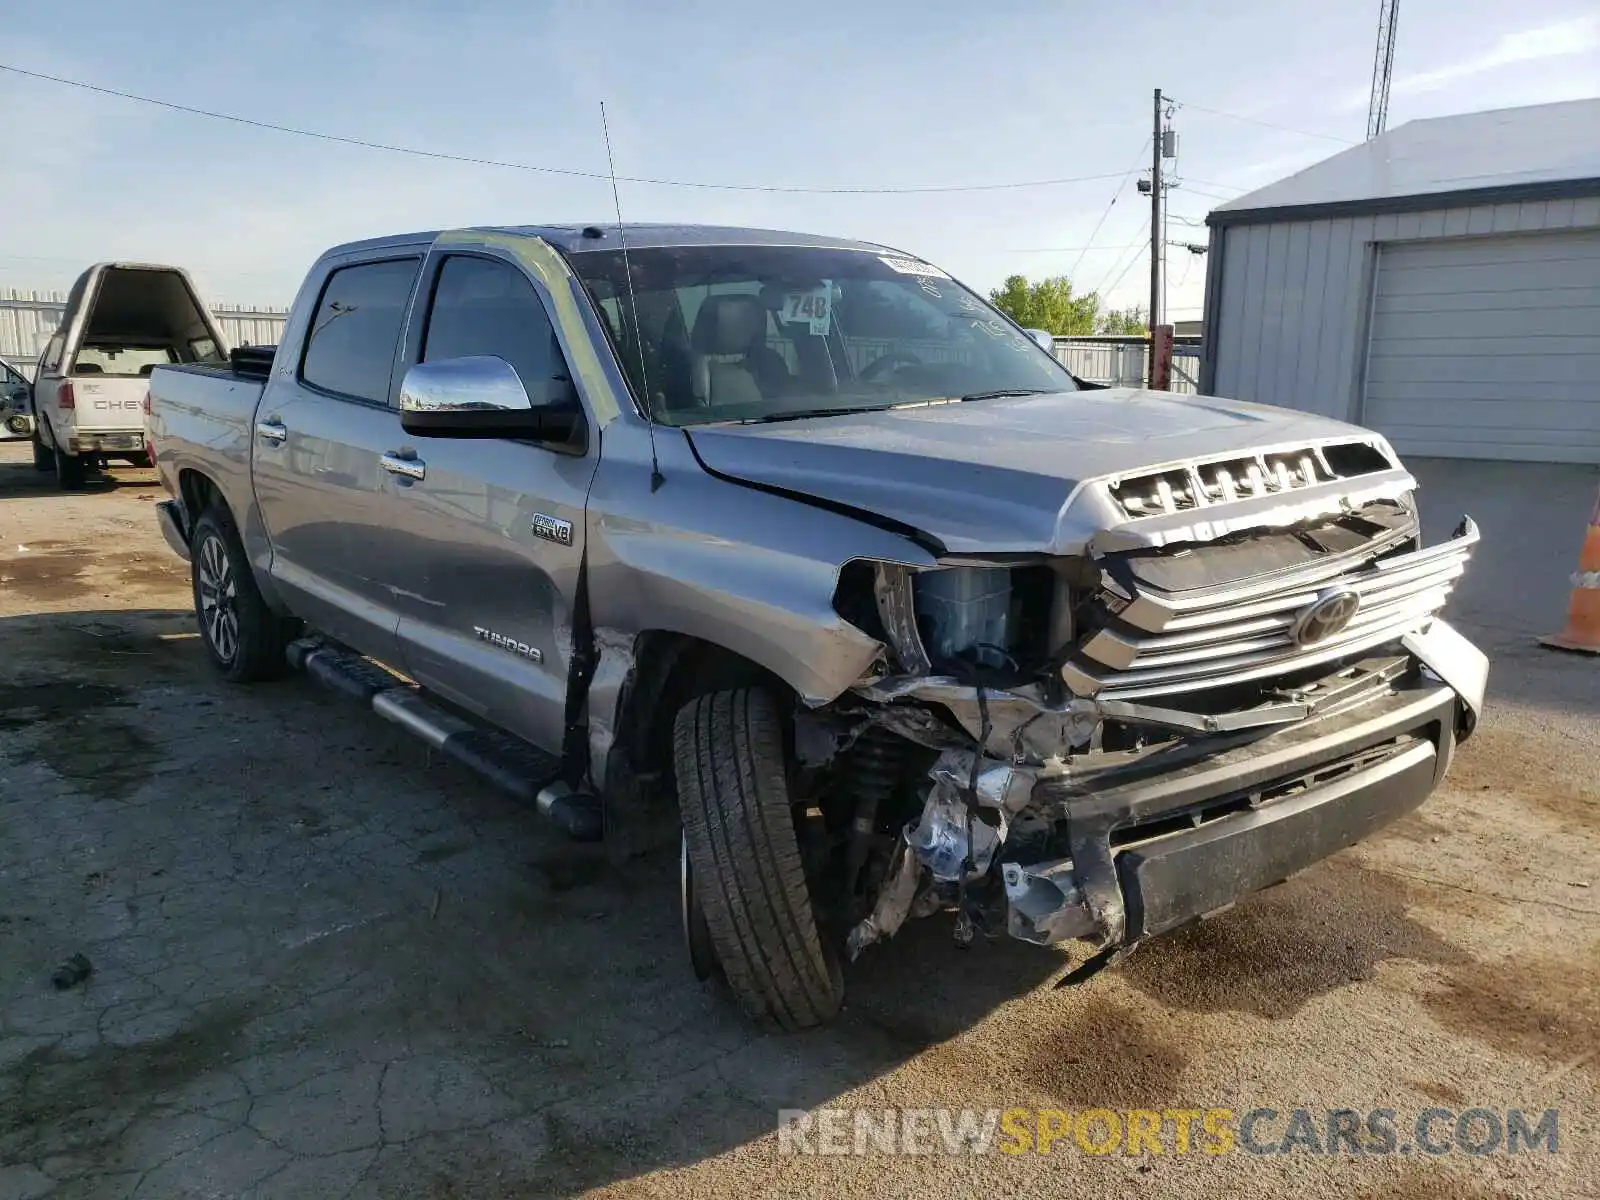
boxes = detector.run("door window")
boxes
[300,258,421,403]
[422,256,568,395]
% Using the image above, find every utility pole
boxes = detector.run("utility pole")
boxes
[1149,87,1163,337]
[1147,87,1169,388]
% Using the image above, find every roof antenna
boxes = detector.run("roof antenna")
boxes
[600,101,663,492]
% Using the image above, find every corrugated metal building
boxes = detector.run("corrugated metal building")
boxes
[1200,99,1600,464]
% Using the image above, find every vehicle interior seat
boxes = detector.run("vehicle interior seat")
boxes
[687,294,792,411]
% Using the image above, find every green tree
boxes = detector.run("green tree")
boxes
[1098,306,1148,335]
[987,275,1103,335]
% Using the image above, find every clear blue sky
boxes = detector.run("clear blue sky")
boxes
[2,0,1595,318]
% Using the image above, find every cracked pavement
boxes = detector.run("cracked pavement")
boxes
[1,443,1597,1199]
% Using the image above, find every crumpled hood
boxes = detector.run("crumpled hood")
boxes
[685,388,1383,554]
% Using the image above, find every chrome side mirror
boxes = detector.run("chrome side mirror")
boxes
[399,356,583,444]
[400,355,534,413]
[1025,328,1056,353]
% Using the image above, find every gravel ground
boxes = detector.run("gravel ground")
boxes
[0,440,1596,1199]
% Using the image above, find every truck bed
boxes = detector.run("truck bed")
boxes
[147,359,267,516]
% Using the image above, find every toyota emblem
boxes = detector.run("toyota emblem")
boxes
[1290,587,1361,647]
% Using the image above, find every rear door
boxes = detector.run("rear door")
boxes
[382,248,599,753]
[250,252,425,664]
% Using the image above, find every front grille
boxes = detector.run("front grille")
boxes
[1108,441,1391,518]
[1063,518,1478,700]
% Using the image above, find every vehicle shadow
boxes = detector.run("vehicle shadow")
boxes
[0,605,1067,1196]
[0,454,160,498]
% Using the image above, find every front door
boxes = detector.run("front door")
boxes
[382,250,598,754]
[250,254,424,665]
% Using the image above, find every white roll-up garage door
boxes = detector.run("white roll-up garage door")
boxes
[1362,229,1600,463]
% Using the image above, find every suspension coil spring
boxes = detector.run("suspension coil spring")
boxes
[842,728,909,898]
[844,727,905,813]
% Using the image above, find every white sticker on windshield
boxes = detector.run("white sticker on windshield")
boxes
[878,255,951,279]
[781,283,833,335]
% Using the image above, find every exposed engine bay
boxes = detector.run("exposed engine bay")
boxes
[798,463,1485,968]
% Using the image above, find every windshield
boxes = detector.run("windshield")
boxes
[571,245,1077,425]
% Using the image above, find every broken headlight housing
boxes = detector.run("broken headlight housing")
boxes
[836,561,1083,679]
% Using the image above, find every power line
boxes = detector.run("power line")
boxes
[1171,183,1238,202]
[0,62,1131,196]
[1165,97,1357,145]
[1173,176,1247,193]
[1088,218,1150,298]
[998,241,1147,254]
[1102,239,1150,300]
[1064,139,1151,286]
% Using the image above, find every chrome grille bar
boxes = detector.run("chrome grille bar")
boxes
[1066,518,1478,700]
[1107,440,1391,519]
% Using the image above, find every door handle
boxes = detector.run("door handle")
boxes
[380,451,426,481]
[255,418,287,444]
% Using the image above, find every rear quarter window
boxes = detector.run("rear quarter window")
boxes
[300,258,421,403]
[39,335,65,375]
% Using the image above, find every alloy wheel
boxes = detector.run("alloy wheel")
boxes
[196,533,240,664]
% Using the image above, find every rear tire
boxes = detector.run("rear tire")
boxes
[31,432,52,472]
[190,507,296,682]
[674,688,844,1030]
[54,444,86,491]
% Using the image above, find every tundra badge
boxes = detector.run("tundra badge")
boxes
[473,626,543,663]
[532,514,573,546]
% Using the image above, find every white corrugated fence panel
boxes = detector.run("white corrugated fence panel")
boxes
[1,289,288,374]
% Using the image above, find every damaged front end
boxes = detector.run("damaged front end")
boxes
[818,450,1488,970]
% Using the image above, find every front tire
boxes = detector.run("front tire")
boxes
[674,688,844,1030]
[190,508,295,682]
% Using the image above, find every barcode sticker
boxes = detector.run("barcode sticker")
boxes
[878,255,951,279]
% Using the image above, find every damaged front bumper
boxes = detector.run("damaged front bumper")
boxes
[849,616,1487,959]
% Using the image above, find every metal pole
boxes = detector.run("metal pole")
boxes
[1149,88,1164,386]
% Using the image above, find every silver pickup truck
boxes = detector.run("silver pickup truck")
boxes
[149,224,1488,1029]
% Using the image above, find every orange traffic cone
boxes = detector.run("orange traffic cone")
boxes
[1541,483,1600,654]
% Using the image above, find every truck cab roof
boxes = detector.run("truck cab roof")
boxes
[322,224,897,260]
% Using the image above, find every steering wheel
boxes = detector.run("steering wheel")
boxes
[859,351,924,383]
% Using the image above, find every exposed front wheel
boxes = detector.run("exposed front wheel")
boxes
[190,508,296,682]
[673,687,844,1030]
